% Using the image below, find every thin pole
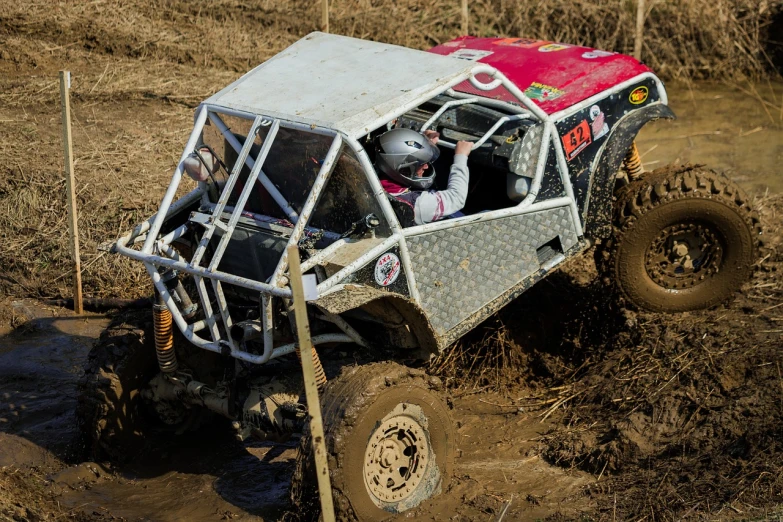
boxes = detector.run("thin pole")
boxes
[322,0,329,33]
[634,0,645,60]
[287,245,335,522]
[461,0,469,35]
[59,71,83,315]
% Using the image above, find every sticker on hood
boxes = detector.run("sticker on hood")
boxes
[582,49,615,59]
[493,38,549,48]
[538,43,570,52]
[449,49,493,61]
[524,82,565,101]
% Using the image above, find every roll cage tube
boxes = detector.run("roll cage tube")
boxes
[117,110,349,364]
[113,65,668,366]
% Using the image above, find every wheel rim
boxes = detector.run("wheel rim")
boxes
[645,222,723,290]
[363,403,432,507]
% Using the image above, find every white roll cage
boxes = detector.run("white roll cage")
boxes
[114,63,666,365]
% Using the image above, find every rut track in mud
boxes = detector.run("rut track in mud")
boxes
[428,190,783,520]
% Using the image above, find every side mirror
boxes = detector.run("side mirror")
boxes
[341,213,380,239]
[364,213,381,230]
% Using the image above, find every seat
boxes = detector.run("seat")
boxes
[386,195,416,228]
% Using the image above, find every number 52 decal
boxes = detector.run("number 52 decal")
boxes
[561,120,592,161]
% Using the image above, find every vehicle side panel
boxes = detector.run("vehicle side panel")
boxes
[554,77,664,225]
[581,103,676,239]
[406,207,579,336]
[435,239,588,349]
[537,141,567,200]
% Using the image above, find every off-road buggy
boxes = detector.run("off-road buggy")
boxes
[78,33,760,520]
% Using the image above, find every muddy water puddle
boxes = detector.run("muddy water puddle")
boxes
[0,301,592,520]
[0,301,290,520]
[54,441,296,521]
[0,302,109,455]
[637,81,783,194]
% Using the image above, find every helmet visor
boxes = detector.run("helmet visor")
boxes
[398,138,439,175]
[415,138,440,163]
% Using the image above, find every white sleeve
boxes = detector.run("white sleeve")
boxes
[413,155,469,225]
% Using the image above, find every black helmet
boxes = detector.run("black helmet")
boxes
[375,128,440,190]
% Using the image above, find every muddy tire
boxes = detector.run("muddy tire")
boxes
[77,310,159,460]
[596,165,761,312]
[290,362,455,521]
[77,309,205,461]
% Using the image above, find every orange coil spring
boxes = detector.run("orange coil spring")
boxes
[153,305,178,373]
[296,345,327,391]
[624,141,644,181]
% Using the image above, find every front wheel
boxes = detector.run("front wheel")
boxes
[596,165,761,312]
[76,309,209,461]
[290,362,455,521]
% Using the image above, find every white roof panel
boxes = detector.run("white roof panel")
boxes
[204,32,477,137]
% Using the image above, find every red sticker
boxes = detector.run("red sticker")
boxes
[562,120,592,161]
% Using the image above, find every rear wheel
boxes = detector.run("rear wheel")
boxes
[596,165,761,312]
[290,362,455,521]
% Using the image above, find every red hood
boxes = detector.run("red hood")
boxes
[427,36,652,115]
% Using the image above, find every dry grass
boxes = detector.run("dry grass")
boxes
[2,1,780,81]
[429,317,531,392]
[325,0,781,80]
[0,90,194,298]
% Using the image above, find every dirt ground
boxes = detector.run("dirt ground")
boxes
[1,2,783,521]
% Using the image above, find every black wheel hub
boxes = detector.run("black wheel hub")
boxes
[645,223,723,290]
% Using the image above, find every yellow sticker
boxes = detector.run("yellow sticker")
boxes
[538,43,569,52]
[629,86,649,105]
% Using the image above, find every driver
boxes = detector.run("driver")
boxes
[375,128,473,225]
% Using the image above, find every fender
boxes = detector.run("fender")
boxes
[314,285,439,357]
[583,103,676,239]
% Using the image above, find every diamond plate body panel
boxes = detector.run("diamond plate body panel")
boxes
[407,207,578,335]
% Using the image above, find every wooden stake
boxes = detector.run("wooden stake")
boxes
[322,0,329,33]
[287,245,335,522]
[634,0,645,61]
[461,0,469,35]
[59,71,83,315]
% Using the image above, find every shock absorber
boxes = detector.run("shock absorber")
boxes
[153,298,178,373]
[284,295,328,391]
[296,344,327,392]
[624,141,644,181]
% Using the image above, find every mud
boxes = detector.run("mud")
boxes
[3,218,783,520]
[0,301,598,521]
[2,5,783,519]
[637,82,783,194]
